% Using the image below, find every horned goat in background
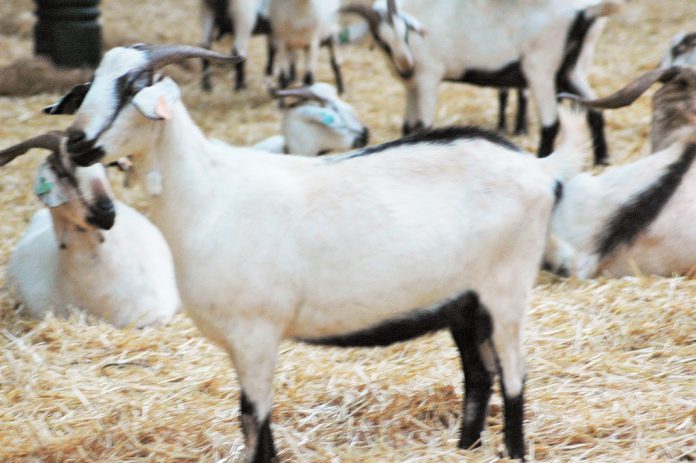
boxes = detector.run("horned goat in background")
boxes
[253,83,369,155]
[2,132,180,328]
[341,0,622,163]
[47,43,590,462]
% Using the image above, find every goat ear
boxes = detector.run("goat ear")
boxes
[297,106,342,128]
[43,82,91,115]
[132,77,181,121]
[402,13,426,36]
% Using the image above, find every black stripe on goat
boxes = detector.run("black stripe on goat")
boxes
[595,143,696,258]
[300,291,490,347]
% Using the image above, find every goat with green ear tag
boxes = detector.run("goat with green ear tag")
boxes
[3,131,181,329]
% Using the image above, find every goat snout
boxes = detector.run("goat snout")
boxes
[87,197,116,230]
[67,130,105,167]
[353,128,370,148]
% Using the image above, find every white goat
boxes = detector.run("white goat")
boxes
[2,132,180,328]
[545,66,696,277]
[252,83,369,155]
[269,0,343,92]
[544,138,696,278]
[342,0,621,163]
[47,44,589,462]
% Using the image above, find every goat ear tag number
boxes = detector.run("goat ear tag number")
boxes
[35,163,68,207]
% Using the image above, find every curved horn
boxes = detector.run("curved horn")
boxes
[0,131,64,167]
[272,87,327,103]
[131,44,244,70]
[340,4,382,35]
[558,67,681,109]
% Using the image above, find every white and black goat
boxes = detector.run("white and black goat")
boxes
[269,0,343,92]
[253,83,369,155]
[2,132,180,328]
[46,44,589,462]
[545,66,696,277]
[342,0,621,163]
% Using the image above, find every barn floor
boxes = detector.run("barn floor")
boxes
[0,0,694,461]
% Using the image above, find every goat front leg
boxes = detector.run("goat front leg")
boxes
[497,89,509,133]
[231,0,259,90]
[224,321,281,463]
[326,37,344,94]
[523,68,560,158]
[402,75,439,136]
[303,35,320,86]
[451,301,496,450]
[200,8,216,91]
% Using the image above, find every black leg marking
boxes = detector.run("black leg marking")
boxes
[201,58,212,91]
[327,39,344,94]
[401,120,426,136]
[587,109,608,165]
[289,61,297,83]
[501,385,525,460]
[265,40,276,77]
[233,47,246,91]
[498,89,509,132]
[279,70,290,89]
[514,90,528,136]
[240,391,277,463]
[303,71,314,86]
[537,120,560,158]
[301,291,479,347]
[452,303,495,450]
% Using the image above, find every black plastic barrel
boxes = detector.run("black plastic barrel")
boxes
[34,0,102,68]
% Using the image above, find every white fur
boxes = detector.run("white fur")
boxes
[62,48,589,458]
[7,162,180,328]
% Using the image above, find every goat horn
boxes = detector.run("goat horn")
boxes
[0,131,64,167]
[558,67,681,109]
[339,4,382,35]
[131,44,243,70]
[272,87,327,103]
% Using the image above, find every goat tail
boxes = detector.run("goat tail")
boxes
[539,106,593,182]
[584,0,625,19]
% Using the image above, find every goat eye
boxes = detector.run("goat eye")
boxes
[129,71,152,93]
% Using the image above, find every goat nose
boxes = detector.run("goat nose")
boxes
[67,130,85,147]
[353,128,370,148]
[95,197,114,213]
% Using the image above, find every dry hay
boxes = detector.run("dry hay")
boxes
[0,57,92,97]
[0,0,695,462]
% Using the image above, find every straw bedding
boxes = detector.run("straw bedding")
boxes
[0,0,694,461]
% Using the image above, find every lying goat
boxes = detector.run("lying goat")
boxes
[342,0,620,163]
[544,136,696,278]
[2,132,180,328]
[253,83,369,155]
[47,44,589,462]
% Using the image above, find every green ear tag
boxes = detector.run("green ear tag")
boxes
[320,112,336,126]
[35,177,53,196]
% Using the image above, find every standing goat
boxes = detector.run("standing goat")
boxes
[200,0,270,90]
[2,132,180,328]
[253,83,369,155]
[47,44,589,462]
[342,0,620,163]
[269,0,344,93]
